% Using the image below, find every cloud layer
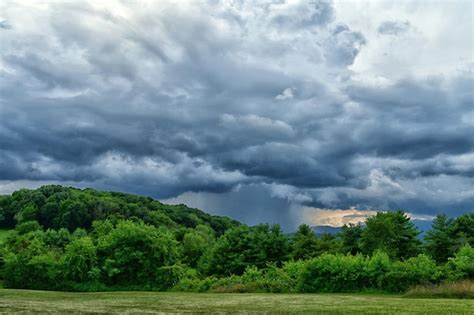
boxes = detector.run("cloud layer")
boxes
[1,0,473,230]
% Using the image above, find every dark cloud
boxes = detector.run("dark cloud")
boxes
[0,1,473,228]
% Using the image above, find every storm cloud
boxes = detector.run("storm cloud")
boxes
[1,0,473,230]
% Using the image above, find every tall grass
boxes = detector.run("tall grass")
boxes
[404,279,474,299]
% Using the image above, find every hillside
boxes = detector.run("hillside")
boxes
[0,185,240,236]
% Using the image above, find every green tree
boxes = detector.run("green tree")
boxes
[200,224,289,276]
[424,214,455,263]
[62,237,98,282]
[449,213,474,249]
[16,220,42,235]
[182,225,215,267]
[3,230,62,290]
[445,245,474,280]
[96,220,180,287]
[340,223,363,255]
[291,224,319,260]
[360,210,421,260]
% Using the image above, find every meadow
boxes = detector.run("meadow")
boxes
[0,289,473,314]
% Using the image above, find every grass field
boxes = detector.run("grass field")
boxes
[0,290,473,314]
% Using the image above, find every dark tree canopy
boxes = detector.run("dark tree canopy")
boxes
[424,214,455,263]
[360,210,421,260]
[0,185,240,236]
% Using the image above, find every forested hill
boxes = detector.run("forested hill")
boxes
[0,185,240,235]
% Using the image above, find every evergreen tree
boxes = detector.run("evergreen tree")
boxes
[291,224,319,260]
[424,214,455,263]
[360,210,421,260]
[340,223,364,255]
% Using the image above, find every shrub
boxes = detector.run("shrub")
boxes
[444,246,474,281]
[365,251,392,289]
[172,275,218,292]
[96,220,180,287]
[299,254,368,292]
[382,254,441,292]
[15,221,42,235]
[62,237,98,283]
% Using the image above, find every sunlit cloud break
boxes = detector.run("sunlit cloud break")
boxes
[303,207,436,227]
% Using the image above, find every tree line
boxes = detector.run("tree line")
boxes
[0,185,473,293]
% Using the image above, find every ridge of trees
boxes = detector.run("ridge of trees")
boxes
[0,185,240,235]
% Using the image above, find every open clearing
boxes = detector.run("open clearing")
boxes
[0,289,472,314]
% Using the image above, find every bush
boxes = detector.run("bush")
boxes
[3,250,62,290]
[172,275,218,292]
[299,254,368,292]
[96,220,180,287]
[382,254,441,292]
[15,221,42,235]
[62,237,98,283]
[365,250,392,289]
[444,246,474,281]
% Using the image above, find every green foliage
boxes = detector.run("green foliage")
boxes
[182,225,215,267]
[96,220,180,287]
[15,220,42,235]
[291,225,343,260]
[425,214,455,263]
[360,210,421,260]
[62,237,98,283]
[0,185,239,235]
[449,213,474,249]
[1,185,473,294]
[291,224,319,260]
[340,223,363,255]
[382,254,441,292]
[365,250,392,289]
[445,245,474,281]
[3,231,61,290]
[200,224,289,276]
[300,254,368,292]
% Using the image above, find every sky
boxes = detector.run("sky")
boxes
[0,0,473,231]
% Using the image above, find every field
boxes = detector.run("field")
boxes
[0,290,473,314]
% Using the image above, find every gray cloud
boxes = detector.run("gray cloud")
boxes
[0,20,11,29]
[0,0,473,229]
[378,20,411,35]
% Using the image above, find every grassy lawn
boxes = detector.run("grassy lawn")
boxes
[0,290,472,314]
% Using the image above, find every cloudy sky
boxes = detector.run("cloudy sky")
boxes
[1,0,473,231]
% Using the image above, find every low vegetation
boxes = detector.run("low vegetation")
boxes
[0,290,473,314]
[405,279,474,299]
[0,185,473,295]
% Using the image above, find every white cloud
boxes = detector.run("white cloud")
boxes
[275,87,294,100]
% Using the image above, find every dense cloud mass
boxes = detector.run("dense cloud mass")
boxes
[0,1,473,230]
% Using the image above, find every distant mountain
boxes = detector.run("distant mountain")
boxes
[412,219,433,238]
[311,219,433,237]
[311,225,342,235]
